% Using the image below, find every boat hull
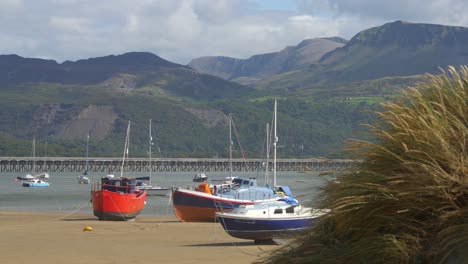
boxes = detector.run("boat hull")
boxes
[22,182,49,187]
[91,189,146,221]
[216,214,319,240]
[172,189,256,222]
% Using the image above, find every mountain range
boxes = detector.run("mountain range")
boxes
[191,21,468,89]
[0,20,467,159]
[188,37,347,85]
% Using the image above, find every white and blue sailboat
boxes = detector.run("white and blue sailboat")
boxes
[77,133,91,184]
[21,138,50,187]
[22,178,50,187]
[215,198,329,243]
[172,101,296,222]
[216,100,330,243]
[135,119,171,196]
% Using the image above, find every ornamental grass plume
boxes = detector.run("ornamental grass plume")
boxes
[261,66,467,264]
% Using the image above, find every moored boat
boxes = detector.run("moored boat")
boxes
[77,132,91,184]
[172,102,296,222]
[172,177,292,222]
[18,138,50,186]
[215,199,330,243]
[135,177,170,196]
[91,175,147,220]
[90,121,147,221]
[134,119,171,197]
[22,178,50,187]
[77,175,91,184]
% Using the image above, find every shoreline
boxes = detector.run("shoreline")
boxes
[0,210,279,264]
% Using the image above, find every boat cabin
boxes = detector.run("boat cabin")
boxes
[101,177,137,194]
[231,177,258,188]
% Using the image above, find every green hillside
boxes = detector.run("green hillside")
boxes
[0,80,378,159]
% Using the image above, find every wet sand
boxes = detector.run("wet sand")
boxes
[0,210,279,264]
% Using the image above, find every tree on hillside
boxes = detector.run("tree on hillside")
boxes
[261,66,467,264]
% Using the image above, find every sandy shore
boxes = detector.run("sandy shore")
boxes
[0,210,279,264]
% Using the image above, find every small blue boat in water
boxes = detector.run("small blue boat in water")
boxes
[22,178,50,187]
[215,198,330,244]
[20,138,50,187]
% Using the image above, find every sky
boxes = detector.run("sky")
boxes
[1,0,467,64]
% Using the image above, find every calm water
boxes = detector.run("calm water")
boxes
[0,170,330,217]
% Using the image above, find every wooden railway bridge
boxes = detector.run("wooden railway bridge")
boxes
[0,157,357,173]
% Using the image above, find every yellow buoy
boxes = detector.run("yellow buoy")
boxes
[83,226,93,232]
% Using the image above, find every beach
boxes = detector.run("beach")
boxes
[0,171,321,263]
[0,210,279,264]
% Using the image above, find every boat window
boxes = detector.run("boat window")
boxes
[233,178,243,185]
[242,180,249,185]
[286,206,295,213]
[274,209,283,214]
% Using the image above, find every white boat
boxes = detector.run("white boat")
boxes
[17,174,35,181]
[35,172,49,179]
[77,133,91,184]
[135,119,171,196]
[22,178,50,187]
[20,138,50,187]
[135,180,170,196]
[77,175,90,184]
[172,109,295,222]
[216,199,330,243]
[216,101,330,243]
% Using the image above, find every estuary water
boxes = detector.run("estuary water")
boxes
[0,170,331,217]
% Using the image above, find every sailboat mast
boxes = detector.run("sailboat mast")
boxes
[149,119,152,183]
[273,100,277,187]
[229,114,233,178]
[120,121,130,178]
[265,123,270,185]
[85,133,89,174]
[32,137,36,175]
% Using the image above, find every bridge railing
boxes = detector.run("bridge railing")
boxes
[0,157,359,173]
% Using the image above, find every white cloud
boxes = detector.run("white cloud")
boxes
[124,15,140,33]
[296,0,468,28]
[49,16,91,33]
[0,0,467,64]
[166,0,202,42]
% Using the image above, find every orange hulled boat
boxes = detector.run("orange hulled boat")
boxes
[172,177,293,222]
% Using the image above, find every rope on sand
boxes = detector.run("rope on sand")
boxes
[54,202,91,220]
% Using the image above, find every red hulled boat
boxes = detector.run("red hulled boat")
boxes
[91,120,147,221]
[91,175,147,221]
